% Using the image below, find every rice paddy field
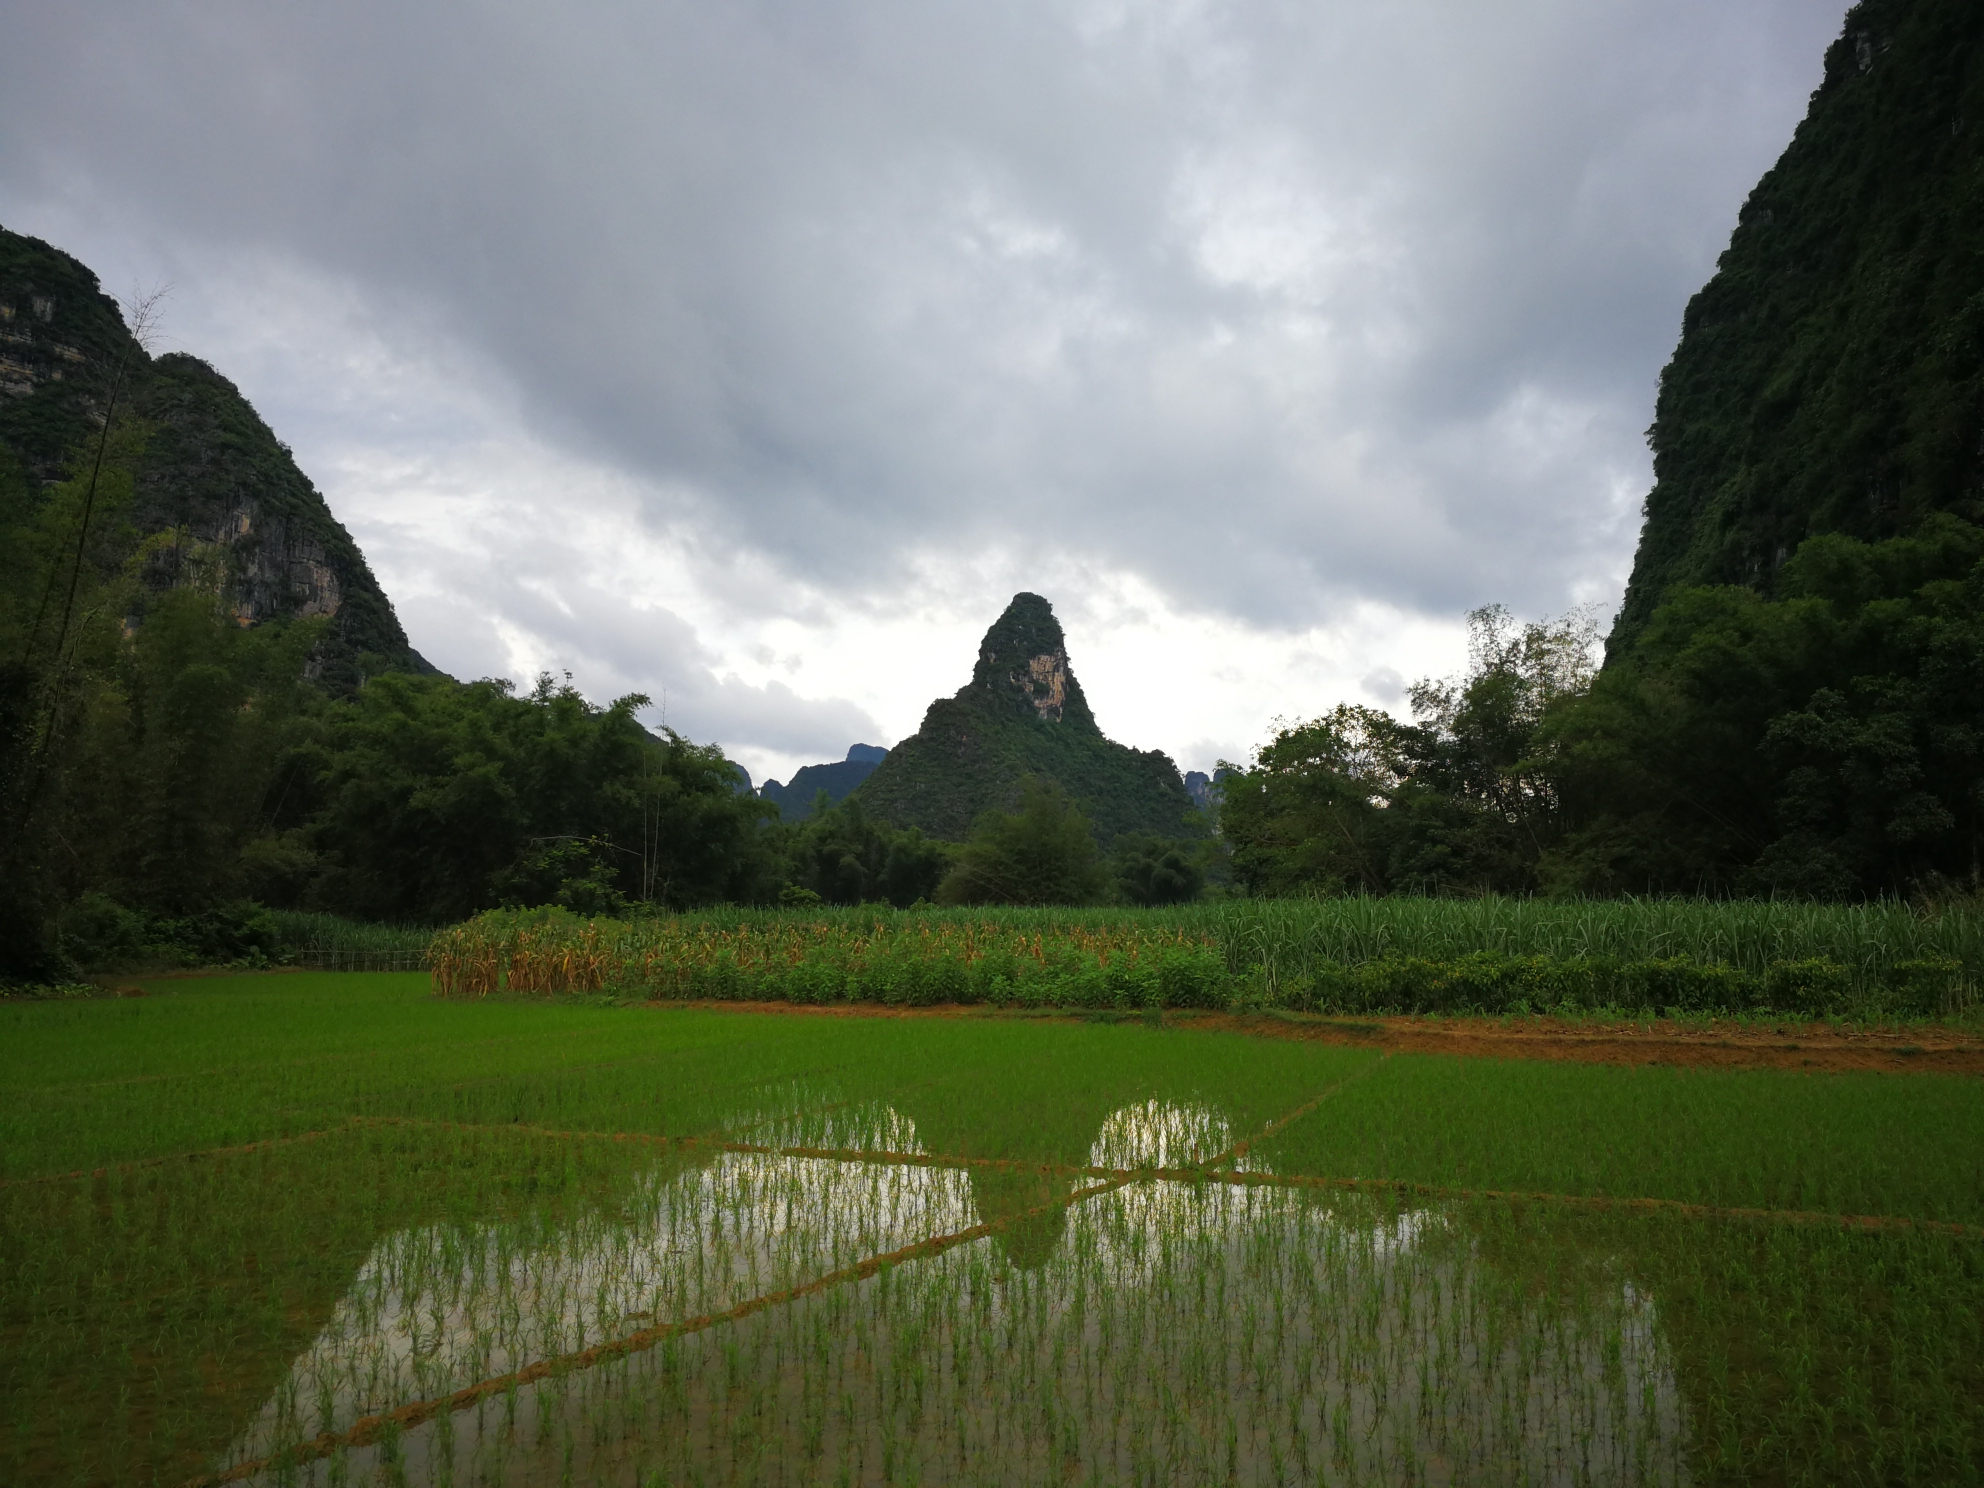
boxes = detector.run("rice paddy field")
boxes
[5,970,1982,1485]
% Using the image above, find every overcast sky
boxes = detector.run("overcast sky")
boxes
[1,0,1846,783]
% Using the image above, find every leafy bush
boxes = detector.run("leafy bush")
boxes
[55,895,279,971]
[780,797,950,908]
[937,778,1110,906]
[1112,836,1206,906]
[56,893,149,972]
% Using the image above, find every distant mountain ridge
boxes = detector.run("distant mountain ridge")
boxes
[0,226,433,691]
[853,593,1200,842]
[1184,769,1232,811]
[760,744,889,817]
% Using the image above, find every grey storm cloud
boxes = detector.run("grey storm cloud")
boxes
[1,0,1845,629]
[484,574,883,760]
[377,518,885,760]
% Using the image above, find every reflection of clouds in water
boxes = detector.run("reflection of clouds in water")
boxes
[227,1151,1690,1488]
[1369,1204,1438,1257]
[1062,1184,1685,1484]
[223,1100,1691,1486]
[1076,1171,1443,1289]
[226,1147,972,1465]
[1077,1105,1435,1286]
[1088,1099,1252,1171]
[745,1099,925,1154]
[1082,1170,1309,1286]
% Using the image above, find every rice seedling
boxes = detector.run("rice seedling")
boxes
[4,970,1978,1486]
[203,1182,1984,1488]
[1253,1056,1984,1225]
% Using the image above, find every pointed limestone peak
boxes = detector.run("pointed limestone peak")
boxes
[969,593,1095,729]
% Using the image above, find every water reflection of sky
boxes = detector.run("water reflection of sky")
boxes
[230,1139,974,1461]
[1088,1097,1248,1170]
[225,1101,1691,1486]
[737,1093,927,1153]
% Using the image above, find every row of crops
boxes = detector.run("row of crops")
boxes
[267,910,435,971]
[428,899,1984,1017]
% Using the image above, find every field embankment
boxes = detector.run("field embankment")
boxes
[593,998,1984,1074]
[1187,1009,1984,1074]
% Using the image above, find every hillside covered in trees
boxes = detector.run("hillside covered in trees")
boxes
[0,230,788,978]
[0,230,430,689]
[854,593,1203,844]
[759,744,888,818]
[11,0,1984,981]
[1612,0,1984,651]
[1223,0,1984,903]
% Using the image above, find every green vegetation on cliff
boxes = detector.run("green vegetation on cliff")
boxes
[1613,0,1984,652]
[1221,2,1984,903]
[0,228,783,978]
[758,744,886,818]
[855,593,1201,843]
[130,353,427,689]
[0,227,427,686]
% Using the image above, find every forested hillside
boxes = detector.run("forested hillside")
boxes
[855,593,1201,843]
[759,744,887,818]
[13,0,1984,978]
[1,229,428,686]
[1612,0,1984,651]
[0,230,783,978]
[1223,0,1984,903]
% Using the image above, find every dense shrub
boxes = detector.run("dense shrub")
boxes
[56,894,279,972]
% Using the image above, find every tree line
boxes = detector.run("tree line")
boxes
[0,432,1215,979]
[11,412,1983,982]
[1221,516,1984,903]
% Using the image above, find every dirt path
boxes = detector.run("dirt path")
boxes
[647,998,1984,1074]
[1177,1010,1984,1074]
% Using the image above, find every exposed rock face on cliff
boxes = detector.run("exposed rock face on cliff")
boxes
[1184,769,1233,811]
[854,593,1200,842]
[0,234,138,501]
[1609,0,1984,655]
[0,227,432,690]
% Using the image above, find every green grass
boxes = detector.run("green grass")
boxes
[1256,1056,1984,1224]
[3,972,1980,1486]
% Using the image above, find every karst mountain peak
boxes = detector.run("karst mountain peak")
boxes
[967,592,1097,731]
[853,592,1199,842]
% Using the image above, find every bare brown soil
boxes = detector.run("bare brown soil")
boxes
[1179,1010,1984,1074]
[649,998,1984,1075]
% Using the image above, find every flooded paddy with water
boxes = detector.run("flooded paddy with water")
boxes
[4,974,1980,1485]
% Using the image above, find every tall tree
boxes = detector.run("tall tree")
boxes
[937,777,1111,906]
[1220,608,1599,897]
